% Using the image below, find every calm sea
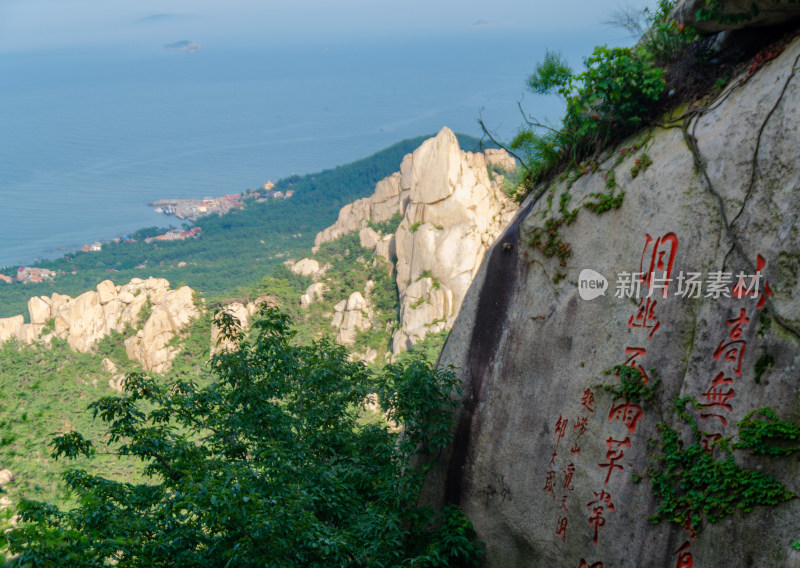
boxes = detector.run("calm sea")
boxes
[0,31,623,267]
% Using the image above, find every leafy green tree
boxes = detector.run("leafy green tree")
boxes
[4,307,480,567]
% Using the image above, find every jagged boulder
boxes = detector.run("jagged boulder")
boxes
[422,37,800,568]
[124,286,198,373]
[331,291,373,345]
[0,470,13,485]
[391,128,516,352]
[0,316,23,343]
[300,282,326,308]
[314,172,406,247]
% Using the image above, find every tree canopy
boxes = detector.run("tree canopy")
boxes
[3,306,480,567]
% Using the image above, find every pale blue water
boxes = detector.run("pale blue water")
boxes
[0,31,621,267]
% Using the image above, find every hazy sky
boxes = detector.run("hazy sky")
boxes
[0,0,644,53]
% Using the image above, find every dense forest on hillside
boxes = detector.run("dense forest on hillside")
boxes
[0,133,491,319]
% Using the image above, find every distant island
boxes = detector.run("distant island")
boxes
[163,40,201,53]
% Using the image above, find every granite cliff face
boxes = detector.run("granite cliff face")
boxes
[311,127,516,355]
[0,277,199,374]
[421,35,800,568]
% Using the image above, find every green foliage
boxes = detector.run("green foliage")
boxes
[629,153,654,179]
[563,46,665,141]
[395,330,450,366]
[410,221,423,233]
[526,50,574,95]
[640,0,701,63]
[754,353,774,384]
[367,212,403,236]
[4,306,481,567]
[137,298,152,325]
[695,0,760,26]
[648,421,793,536]
[735,407,800,456]
[647,399,795,537]
[599,365,659,404]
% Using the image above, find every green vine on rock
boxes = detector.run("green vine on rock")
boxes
[647,398,795,537]
[599,364,659,404]
[735,407,800,456]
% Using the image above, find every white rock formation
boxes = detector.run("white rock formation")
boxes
[312,127,516,354]
[124,285,199,373]
[314,172,407,247]
[330,290,373,345]
[287,258,326,280]
[0,277,199,373]
[391,128,516,352]
[300,282,326,307]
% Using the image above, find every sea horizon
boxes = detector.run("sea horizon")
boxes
[0,29,631,268]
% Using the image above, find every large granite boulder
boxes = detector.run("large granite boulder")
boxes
[423,36,800,568]
[392,128,516,352]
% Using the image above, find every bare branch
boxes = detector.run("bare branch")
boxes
[477,119,523,164]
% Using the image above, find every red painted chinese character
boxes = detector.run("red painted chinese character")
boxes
[700,432,722,453]
[699,371,735,413]
[573,416,588,439]
[624,347,651,383]
[713,338,746,377]
[544,470,556,499]
[581,388,596,413]
[555,416,569,448]
[599,437,631,484]
[586,491,615,545]
[579,562,604,568]
[673,541,694,568]
[570,444,581,455]
[699,412,728,427]
[608,400,644,434]
[556,516,568,543]
[564,463,576,491]
[727,308,750,340]
[628,297,660,338]
[640,232,678,297]
[756,255,772,310]
[551,449,558,466]
[561,494,569,513]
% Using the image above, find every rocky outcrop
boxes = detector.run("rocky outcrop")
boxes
[0,277,199,374]
[674,0,800,33]
[314,172,406,248]
[331,289,373,345]
[300,282,326,308]
[391,128,516,353]
[287,258,326,280]
[124,285,199,373]
[312,127,516,355]
[422,36,800,568]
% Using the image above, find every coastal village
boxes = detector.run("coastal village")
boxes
[149,182,294,221]
[0,183,291,285]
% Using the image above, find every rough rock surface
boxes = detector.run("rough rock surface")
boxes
[330,290,373,345]
[300,283,326,308]
[391,128,516,352]
[209,301,261,355]
[0,278,199,374]
[287,258,326,280]
[674,0,800,32]
[314,127,516,354]
[314,172,406,247]
[422,38,800,567]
